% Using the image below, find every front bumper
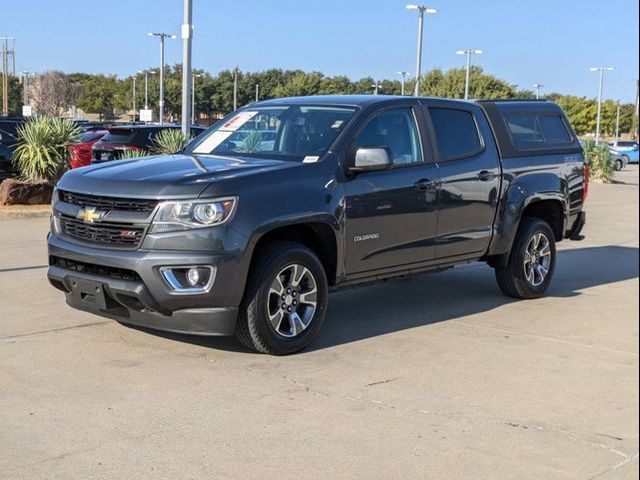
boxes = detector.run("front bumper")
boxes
[47,233,245,336]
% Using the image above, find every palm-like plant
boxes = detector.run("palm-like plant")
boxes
[584,143,614,183]
[151,129,189,155]
[239,131,263,153]
[12,117,80,183]
[119,149,150,160]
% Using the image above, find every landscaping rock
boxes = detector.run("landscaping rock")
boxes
[0,179,53,206]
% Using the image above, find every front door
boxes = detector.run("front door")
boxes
[343,106,439,275]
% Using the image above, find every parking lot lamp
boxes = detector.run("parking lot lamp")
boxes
[191,73,202,125]
[255,84,259,103]
[398,71,409,95]
[406,4,437,96]
[533,83,544,100]
[139,70,157,110]
[590,66,614,144]
[233,66,240,111]
[148,32,176,124]
[456,49,483,99]
[132,77,137,121]
[21,71,32,105]
[615,100,620,140]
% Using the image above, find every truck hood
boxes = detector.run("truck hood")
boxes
[57,154,297,198]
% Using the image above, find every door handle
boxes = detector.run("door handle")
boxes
[414,178,436,190]
[478,170,496,181]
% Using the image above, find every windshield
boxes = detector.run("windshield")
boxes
[188,105,357,161]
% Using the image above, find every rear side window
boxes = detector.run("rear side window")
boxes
[429,108,482,161]
[506,114,572,147]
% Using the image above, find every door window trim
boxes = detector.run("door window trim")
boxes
[424,106,486,163]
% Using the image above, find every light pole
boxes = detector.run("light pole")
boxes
[255,84,259,102]
[131,76,137,121]
[533,83,544,100]
[180,0,193,136]
[590,66,614,145]
[148,32,176,125]
[21,71,32,105]
[372,83,382,95]
[191,73,201,125]
[139,70,157,110]
[456,49,483,100]
[233,66,240,111]
[615,100,621,140]
[398,71,409,95]
[406,4,437,96]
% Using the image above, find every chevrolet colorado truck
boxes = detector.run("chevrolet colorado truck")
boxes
[48,96,587,354]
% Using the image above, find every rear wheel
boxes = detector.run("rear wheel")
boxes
[235,242,328,355]
[614,159,624,171]
[495,218,556,299]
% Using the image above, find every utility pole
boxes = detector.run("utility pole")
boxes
[406,4,437,96]
[398,71,408,95]
[1,37,15,117]
[456,49,483,99]
[533,83,544,100]
[181,0,193,135]
[590,66,614,145]
[615,100,620,140]
[233,66,240,111]
[148,32,176,125]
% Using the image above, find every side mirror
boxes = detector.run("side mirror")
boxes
[348,147,392,174]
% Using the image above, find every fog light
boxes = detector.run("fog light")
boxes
[160,266,216,293]
[187,268,200,286]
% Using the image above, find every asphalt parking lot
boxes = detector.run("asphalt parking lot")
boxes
[1,167,638,480]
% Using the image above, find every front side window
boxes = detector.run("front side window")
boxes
[189,105,357,162]
[352,108,423,166]
[430,108,482,161]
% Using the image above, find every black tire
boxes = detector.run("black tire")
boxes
[495,217,556,299]
[615,159,624,171]
[235,241,328,355]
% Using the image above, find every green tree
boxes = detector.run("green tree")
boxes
[75,74,123,121]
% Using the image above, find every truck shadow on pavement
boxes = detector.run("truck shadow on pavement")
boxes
[135,245,638,353]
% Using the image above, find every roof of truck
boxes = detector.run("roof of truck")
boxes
[257,94,476,108]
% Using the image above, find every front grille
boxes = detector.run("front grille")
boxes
[61,217,145,248]
[49,256,143,283]
[59,190,158,213]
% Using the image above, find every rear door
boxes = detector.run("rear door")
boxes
[421,101,501,260]
[343,103,439,274]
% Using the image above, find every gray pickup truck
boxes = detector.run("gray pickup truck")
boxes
[48,96,587,354]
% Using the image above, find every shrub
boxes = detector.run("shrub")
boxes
[119,149,150,160]
[12,117,80,183]
[151,129,189,155]
[583,143,614,183]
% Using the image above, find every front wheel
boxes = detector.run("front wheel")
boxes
[495,218,557,299]
[235,242,328,355]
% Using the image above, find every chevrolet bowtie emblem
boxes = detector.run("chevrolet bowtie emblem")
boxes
[77,207,106,223]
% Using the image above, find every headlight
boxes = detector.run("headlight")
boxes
[149,197,237,234]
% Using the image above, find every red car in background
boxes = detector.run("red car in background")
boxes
[69,130,107,169]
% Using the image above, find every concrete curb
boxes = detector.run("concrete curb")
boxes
[0,207,51,220]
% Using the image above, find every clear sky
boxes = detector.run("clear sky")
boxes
[2,0,638,102]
